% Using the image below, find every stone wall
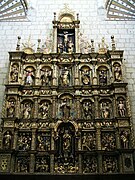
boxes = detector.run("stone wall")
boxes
[0,0,135,137]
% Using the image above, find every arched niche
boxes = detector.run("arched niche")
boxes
[55,122,76,164]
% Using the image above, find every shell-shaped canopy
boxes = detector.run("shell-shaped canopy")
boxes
[106,0,135,20]
[0,0,28,21]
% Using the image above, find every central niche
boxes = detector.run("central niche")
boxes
[57,29,75,53]
[54,122,78,173]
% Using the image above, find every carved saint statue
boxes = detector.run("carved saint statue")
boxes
[10,64,19,82]
[114,65,122,81]
[25,70,34,85]
[39,101,49,119]
[101,102,110,118]
[3,131,12,149]
[60,98,71,119]
[118,100,126,117]
[41,68,52,86]
[81,68,90,85]
[99,70,107,85]
[82,101,92,119]
[120,130,129,149]
[23,102,32,119]
[7,99,15,118]
[60,67,70,86]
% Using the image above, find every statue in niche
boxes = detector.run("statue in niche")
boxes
[82,101,92,119]
[99,70,107,85]
[118,99,126,117]
[3,131,12,149]
[100,101,110,119]
[114,64,122,82]
[10,64,19,82]
[39,101,50,119]
[35,157,49,172]
[120,130,130,149]
[60,67,70,86]
[63,129,71,152]
[103,156,117,173]
[60,98,71,119]
[17,157,29,173]
[7,99,15,118]
[41,67,52,86]
[57,31,74,53]
[82,133,96,151]
[23,102,32,119]
[25,69,34,85]
[81,67,90,85]
[55,123,75,169]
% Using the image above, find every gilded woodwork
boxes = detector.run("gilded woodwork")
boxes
[0,7,135,174]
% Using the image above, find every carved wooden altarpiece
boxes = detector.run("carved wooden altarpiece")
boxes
[0,6,135,175]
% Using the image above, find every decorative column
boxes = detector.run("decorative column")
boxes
[52,13,57,53]
[30,154,35,173]
[52,60,58,86]
[75,14,80,53]
[31,129,36,151]
[13,130,18,150]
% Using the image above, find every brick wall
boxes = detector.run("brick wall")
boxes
[0,0,135,137]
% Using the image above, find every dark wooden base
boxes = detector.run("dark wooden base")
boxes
[0,174,135,180]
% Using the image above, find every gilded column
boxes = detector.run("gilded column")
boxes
[13,130,18,150]
[30,154,35,173]
[31,129,36,151]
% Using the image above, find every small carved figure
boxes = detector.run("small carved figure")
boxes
[99,70,107,85]
[114,65,122,81]
[63,130,71,152]
[10,64,19,82]
[17,157,29,173]
[60,98,71,119]
[23,102,32,119]
[37,134,50,151]
[35,157,49,172]
[103,157,117,173]
[101,102,110,118]
[118,100,126,117]
[41,68,52,86]
[83,157,97,173]
[67,40,74,53]
[81,68,90,85]
[3,131,12,149]
[83,101,92,119]
[25,70,34,85]
[39,101,49,119]
[7,99,15,118]
[120,130,129,149]
[60,67,70,86]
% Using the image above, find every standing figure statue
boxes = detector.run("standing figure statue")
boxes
[7,100,15,118]
[60,98,71,119]
[118,100,126,117]
[60,67,70,86]
[81,68,90,85]
[25,70,34,85]
[10,64,19,82]
[23,103,32,119]
[101,102,110,118]
[41,68,52,86]
[39,102,49,119]
[99,70,107,85]
[114,65,122,81]
[3,131,12,149]
[83,101,92,119]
